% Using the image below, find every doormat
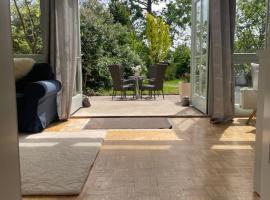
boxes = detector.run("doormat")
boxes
[84,118,172,129]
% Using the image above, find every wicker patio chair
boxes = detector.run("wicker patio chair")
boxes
[140,63,168,99]
[108,64,135,100]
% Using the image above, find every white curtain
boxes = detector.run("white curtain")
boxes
[41,0,79,120]
[208,0,236,123]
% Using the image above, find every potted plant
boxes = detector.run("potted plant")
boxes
[179,73,191,105]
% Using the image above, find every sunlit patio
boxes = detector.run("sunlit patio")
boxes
[73,95,203,117]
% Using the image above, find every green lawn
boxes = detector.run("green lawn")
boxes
[163,79,181,94]
[96,79,182,96]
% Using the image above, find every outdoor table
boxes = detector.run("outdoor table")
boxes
[129,75,144,99]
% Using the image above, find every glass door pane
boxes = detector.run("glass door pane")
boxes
[191,0,209,113]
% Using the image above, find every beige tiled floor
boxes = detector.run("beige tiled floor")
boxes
[23,118,259,200]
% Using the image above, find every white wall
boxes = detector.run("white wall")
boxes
[0,0,21,199]
[253,1,270,196]
[253,50,265,195]
[254,46,270,199]
[257,48,270,199]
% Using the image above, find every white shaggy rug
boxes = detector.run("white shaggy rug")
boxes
[19,131,106,196]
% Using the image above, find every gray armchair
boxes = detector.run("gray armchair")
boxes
[140,63,168,99]
[108,64,135,99]
[16,63,61,133]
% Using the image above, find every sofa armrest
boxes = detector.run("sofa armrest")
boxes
[24,80,62,101]
[36,80,61,97]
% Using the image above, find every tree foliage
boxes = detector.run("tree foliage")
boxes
[10,0,43,54]
[164,45,190,80]
[234,0,266,85]
[109,0,132,27]
[128,0,160,14]
[146,13,171,64]
[10,0,268,94]
[173,45,190,79]
[235,0,266,52]
[80,0,145,94]
[162,0,192,44]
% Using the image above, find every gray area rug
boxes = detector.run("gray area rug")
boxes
[84,118,172,129]
[19,131,106,196]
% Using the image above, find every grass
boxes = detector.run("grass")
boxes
[163,79,181,94]
[95,79,182,96]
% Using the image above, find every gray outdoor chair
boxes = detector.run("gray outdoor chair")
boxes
[140,63,168,99]
[147,64,156,84]
[108,64,136,100]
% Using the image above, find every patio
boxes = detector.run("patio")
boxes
[73,95,203,117]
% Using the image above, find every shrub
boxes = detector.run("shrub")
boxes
[171,45,191,79]
[80,0,145,94]
[165,63,177,80]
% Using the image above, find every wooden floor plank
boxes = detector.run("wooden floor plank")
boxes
[23,118,259,200]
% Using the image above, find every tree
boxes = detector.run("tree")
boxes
[161,0,192,44]
[233,0,266,86]
[146,13,171,63]
[80,0,145,94]
[109,0,132,27]
[234,0,266,53]
[10,0,43,54]
[129,0,159,14]
[120,0,165,36]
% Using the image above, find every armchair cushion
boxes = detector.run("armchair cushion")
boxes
[122,78,135,85]
[141,84,155,90]
[142,78,155,83]
[122,84,135,89]
[14,58,35,80]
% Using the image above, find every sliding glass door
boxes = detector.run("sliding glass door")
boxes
[191,0,209,113]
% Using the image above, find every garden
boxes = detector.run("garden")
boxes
[10,0,267,96]
[80,0,192,96]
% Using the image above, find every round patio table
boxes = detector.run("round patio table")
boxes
[129,75,144,99]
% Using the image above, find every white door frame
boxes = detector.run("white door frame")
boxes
[191,0,209,114]
[71,0,83,114]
